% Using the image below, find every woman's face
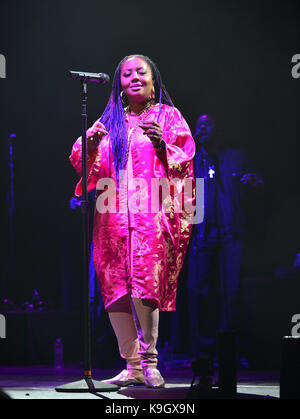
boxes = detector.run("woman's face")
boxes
[120,57,154,105]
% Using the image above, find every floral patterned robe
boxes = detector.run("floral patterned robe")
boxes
[70,104,195,311]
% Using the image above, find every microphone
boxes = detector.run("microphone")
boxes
[69,70,110,84]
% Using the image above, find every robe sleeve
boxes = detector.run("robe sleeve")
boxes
[152,106,196,226]
[69,136,100,197]
[154,106,195,180]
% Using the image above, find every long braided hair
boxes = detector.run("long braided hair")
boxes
[99,55,174,180]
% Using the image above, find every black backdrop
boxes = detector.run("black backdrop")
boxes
[0,0,299,312]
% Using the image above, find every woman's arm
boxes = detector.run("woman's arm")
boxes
[69,120,107,196]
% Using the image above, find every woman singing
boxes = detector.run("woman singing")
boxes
[70,55,195,388]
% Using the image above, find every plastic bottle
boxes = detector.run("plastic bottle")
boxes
[54,338,64,369]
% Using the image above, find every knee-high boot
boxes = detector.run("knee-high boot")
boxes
[131,298,165,388]
[102,296,144,386]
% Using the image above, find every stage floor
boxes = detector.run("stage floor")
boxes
[0,365,280,399]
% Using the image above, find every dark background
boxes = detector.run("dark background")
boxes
[0,0,299,364]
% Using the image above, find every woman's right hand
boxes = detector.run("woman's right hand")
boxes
[86,121,108,155]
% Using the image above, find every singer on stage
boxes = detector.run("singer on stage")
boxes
[70,55,195,387]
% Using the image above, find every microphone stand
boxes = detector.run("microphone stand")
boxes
[2,134,16,302]
[56,78,118,393]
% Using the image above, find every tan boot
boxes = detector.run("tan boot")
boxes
[102,369,145,387]
[143,367,165,388]
[131,298,165,388]
[107,297,145,387]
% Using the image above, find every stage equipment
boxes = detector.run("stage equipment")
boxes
[69,71,109,84]
[22,289,47,311]
[217,331,237,399]
[187,354,216,399]
[187,331,237,399]
[280,336,300,399]
[55,71,118,393]
[2,134,16,299]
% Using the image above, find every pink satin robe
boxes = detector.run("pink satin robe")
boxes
[70,104,195,311]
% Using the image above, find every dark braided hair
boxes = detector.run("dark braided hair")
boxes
[99,55,173,180]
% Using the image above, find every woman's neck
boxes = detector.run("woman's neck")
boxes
[128,99,153,115]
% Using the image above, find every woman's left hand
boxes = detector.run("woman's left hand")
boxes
[139,121,163,149]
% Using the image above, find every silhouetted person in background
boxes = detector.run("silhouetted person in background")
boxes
[187,114,263,361]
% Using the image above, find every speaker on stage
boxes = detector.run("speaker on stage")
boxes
[280,336,300,399]
[218,331,237,399]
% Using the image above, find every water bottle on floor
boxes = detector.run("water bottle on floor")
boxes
[54,338,64,369]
